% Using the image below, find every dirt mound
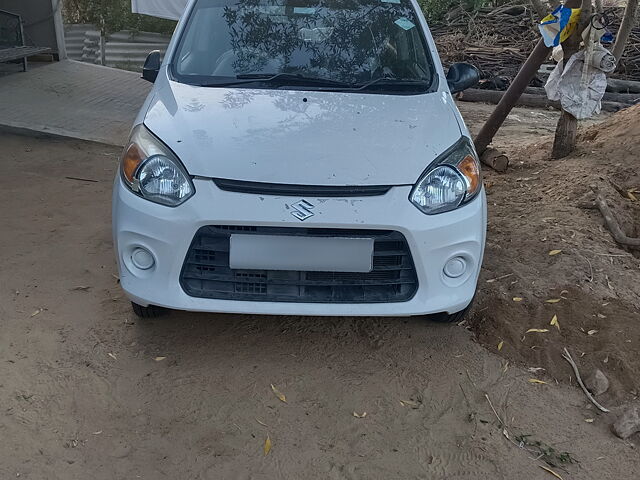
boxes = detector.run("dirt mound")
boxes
[472,104,640,407]
[581,102,640,153]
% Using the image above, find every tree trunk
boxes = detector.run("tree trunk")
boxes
[551,0,592,159]
[474,40,552,155]
[551,111,579,158]
[613,0,639,61]
[99,16,106,66]
[473,0,582,155]
[530,0,548,19]
[594,0,603,14]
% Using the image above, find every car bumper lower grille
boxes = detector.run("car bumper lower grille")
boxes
[180,226,418,303]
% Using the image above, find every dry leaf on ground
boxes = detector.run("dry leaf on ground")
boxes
[512,297,523,302]
[539,465,564,480]
[107,352,117,360]
[498,340,504,351]
[548,249,562,256]
[588,329,598,335]
[550,315,560,331]
[526,328,549,333]
[528,379,547,384]
[353,411,367,418]
[263,435,272,456]
[30,308,43,317]
[154,356,166,362]
[545,298,561,304]
[270,384,287,403]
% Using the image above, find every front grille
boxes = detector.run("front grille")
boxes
[180,226,418,303]
[213,178,392,197]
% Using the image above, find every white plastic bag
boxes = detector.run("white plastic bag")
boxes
[545,51,608,119]
[544,22,615,120]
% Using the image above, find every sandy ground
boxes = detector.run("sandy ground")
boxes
[467,104,640,398]
[1,105,639,479]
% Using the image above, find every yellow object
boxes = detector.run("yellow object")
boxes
[539,7,581,47]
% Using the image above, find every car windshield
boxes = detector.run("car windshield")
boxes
[171,0,436,93]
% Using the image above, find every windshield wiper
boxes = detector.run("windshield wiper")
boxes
[200,73,430,92]
[350,76,431,91]
[201,72,352,88]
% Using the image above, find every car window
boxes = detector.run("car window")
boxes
[171,0,436,92]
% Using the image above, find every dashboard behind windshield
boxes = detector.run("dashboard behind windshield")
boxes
[171,0,437,93]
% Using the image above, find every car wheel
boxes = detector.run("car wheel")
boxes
[131,302,166,318]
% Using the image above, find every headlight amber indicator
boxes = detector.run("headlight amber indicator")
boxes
[122,143,144,184]
[457,154,481,196]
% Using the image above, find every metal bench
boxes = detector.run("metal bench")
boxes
[0,9,50,72]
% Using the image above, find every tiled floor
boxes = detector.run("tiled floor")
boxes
[0,60,151,145]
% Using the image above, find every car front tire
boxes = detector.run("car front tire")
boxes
[131,302,166,318]
[429,296,475,323]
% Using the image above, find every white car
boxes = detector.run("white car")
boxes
[112,0,486,321]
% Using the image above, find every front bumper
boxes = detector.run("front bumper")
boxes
[112,177,487,316]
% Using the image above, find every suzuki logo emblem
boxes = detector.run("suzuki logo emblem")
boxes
[289,200,315,221]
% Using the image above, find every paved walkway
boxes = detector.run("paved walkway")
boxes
[0,60,151,146]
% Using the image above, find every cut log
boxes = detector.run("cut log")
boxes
[480,148,509,172]
[458,88,629,112]
[523,86,640,104]
[537,70,640,94]
[607,78,640,94]
[461,88,557,107]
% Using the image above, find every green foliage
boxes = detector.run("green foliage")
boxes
[63,0,176,34]
[515,434,578,467]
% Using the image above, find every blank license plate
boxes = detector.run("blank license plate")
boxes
[229,234,373,272]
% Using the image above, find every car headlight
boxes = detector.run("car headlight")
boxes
[120,124,194,207]
[409,138,481,215]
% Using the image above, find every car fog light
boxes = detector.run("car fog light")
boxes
[131,247,155,270]
[444,256,466,278]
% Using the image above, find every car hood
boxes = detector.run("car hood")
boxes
[144,80,462,186]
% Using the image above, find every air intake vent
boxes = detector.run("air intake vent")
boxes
[180,226,418,303]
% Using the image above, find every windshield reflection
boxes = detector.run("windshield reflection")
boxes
[171,0,435,91]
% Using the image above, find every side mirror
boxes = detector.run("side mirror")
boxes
[142,50,162,83]
[446,63,480,94]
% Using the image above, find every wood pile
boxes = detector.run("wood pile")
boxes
[431,3,640,83]
[609,13,640,80]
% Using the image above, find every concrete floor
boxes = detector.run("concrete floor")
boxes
[0,59,151,145]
